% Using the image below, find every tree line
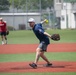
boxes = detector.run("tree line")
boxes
[0,0,76,12]
[0,0,53,12]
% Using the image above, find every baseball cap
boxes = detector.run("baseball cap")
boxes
[28,18,35,23]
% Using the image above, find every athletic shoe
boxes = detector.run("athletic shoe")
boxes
[44,63,52,67]
[2,41,4,45]
[5,41,7,44]
[29,63,37,69]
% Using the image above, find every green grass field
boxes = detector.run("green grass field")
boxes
[0,52,76,62]
[0,29,76,44]
[0,72,76,75]
[0,29,76,75]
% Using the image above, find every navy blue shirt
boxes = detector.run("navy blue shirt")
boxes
[33,23,50,45]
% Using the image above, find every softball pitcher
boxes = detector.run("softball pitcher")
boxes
[28,18,52,69]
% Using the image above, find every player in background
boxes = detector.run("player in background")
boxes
[0,18,8,45]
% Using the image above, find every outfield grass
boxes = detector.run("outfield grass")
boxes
[0,72,76,75]
[0,52,76,62]
[0,29,76,44]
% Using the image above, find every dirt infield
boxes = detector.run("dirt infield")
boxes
[0,43,76,73]
[0,43,76,54]
[0,61,76,73]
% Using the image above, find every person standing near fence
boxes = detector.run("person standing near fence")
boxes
[0,18,8,45]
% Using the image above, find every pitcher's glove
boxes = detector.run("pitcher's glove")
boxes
[51,34,60,41]
[6,31,9,35]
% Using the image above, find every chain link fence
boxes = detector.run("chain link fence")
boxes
[0,0,61,30]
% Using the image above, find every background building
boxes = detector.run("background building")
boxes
[0,13,40,30]
[54,0,76,29]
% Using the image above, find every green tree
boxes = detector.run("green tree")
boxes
[9,0,53,11]
[27,0,53,10]
[64,0,76,3]
[41,0,53,9]
[9,0,24,10]
[0,0,10,11]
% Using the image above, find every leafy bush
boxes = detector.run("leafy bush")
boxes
[7,26,15,31]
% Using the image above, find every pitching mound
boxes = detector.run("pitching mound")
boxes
[0,61,76,73]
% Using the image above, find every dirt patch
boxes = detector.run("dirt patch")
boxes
[0,43,76,54]
[0,61,76,73]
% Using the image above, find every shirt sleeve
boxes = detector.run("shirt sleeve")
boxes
[38,28,44,34]
[36,23,44,34]
[38,23,42,27]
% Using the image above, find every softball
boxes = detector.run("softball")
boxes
[45,19,48,23]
